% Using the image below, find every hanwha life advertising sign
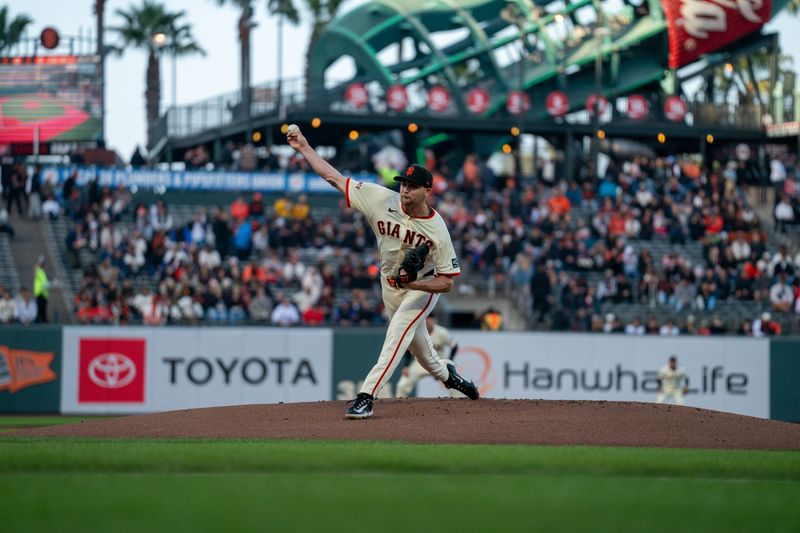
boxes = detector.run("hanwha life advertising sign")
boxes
[416,333,769,418]
[61,327,332,414]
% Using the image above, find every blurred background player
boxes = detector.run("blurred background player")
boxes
[657,355,688,405]
[396,315,459,398]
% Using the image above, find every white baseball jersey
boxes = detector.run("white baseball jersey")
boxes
[396,323,457,398]
[345,179,461,280]
[657,364,687,392]
[430,324,456,357]
[344,178,461,398]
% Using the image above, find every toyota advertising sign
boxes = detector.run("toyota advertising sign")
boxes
[61,327,332,414]
[417,333,770,418]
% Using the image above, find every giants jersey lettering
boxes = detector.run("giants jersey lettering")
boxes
[346,179,461,280]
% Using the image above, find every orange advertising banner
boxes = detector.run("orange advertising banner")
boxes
[0,345,57,393]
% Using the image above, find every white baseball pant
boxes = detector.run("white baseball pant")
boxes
[359,278,449,397]
[656,388,685,405]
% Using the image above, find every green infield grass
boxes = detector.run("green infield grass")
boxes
[0,416,107,433]
[1,438,798,532]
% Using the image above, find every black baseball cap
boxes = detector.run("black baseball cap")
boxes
[393,164,433,188]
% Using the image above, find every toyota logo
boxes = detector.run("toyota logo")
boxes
[87,353,137,389]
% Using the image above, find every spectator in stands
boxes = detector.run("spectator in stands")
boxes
[0,286,16,323]
[248,286,272,322]
[644,315,659,334]
[15,287,37,325]
[770,156,787,195]
[0,207,14,237]
[770,274,795,313]
[149,200,174,234]
[770,246,796,278]
[753,312,781,337]
[625,317,645,335]
[5,163,26,216]
[271,294,300,326]
[249,192,265,220]
[659,319,680,336]
[230,196,250,222]
[27,165,42,220]
[709,315,727,335]
[292,194,310,220]
[233,220,253,260]
[774,194,794,233]
[736,318,753,336]
[273,194,293,219]
[547,187,571,217]
[41,192,60,219]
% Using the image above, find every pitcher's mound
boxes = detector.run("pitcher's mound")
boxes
[11,399,800,450]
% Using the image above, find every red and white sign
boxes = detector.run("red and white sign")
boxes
[585,93,609,116]
[466,88,490,114]
[506,91,530,115]
[662,0,772,69]
[664,96,687,122]
[428,86,451,112]
[627,94,649,120]
[546,91,569,117]
[344,82,368,108]
[78,338,145,403]
[385,85,408,111]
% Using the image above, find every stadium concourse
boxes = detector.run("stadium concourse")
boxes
[1,148,800,335]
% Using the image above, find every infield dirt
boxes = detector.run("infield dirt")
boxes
[11,399,800,450]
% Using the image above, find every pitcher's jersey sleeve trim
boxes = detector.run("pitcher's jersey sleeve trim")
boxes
[345,177,352,207]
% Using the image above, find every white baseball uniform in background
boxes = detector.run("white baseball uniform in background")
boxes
[345,179,461,397]
[396,323,457,398]
[656,364,688,405]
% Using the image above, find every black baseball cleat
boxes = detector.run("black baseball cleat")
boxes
[444,362,480,400]
[345,393,374,419]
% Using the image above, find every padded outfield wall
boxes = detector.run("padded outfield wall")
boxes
[0,326,797,422]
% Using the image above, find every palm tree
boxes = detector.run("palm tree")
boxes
[789,0,800,14]
[213,0,260,119]
[0,6,33,56]
[107,1,204,145]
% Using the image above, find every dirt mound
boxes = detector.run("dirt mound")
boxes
[11,399,800,450]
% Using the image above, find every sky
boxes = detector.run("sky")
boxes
[7,0,800,161]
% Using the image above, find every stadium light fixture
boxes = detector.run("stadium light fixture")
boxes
[252,131,262,143]
[597,129,606,140]
[311,117,322,128]
[706,134,714,144]
[152,32,168,48]
[510,126,520,137]
[657,132,666,143]
[280,123,289,134]
[408,123,418,133]
[502,143,513,154]
[349,130,360,141]
[724,62,734,73]
[554,13,565,23]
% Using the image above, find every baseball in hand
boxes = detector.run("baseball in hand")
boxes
[287,124,300,135]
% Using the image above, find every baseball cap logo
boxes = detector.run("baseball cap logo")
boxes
[87,353,137,389]
[406,166,414,176]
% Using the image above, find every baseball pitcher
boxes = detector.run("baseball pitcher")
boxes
[657,355,689,405]
[287,125,479,419]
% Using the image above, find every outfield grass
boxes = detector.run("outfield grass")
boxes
[1,438,798,532]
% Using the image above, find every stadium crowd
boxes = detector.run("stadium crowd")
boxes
[1,148,799,335]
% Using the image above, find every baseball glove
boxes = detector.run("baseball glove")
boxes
[393,244,430,287]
